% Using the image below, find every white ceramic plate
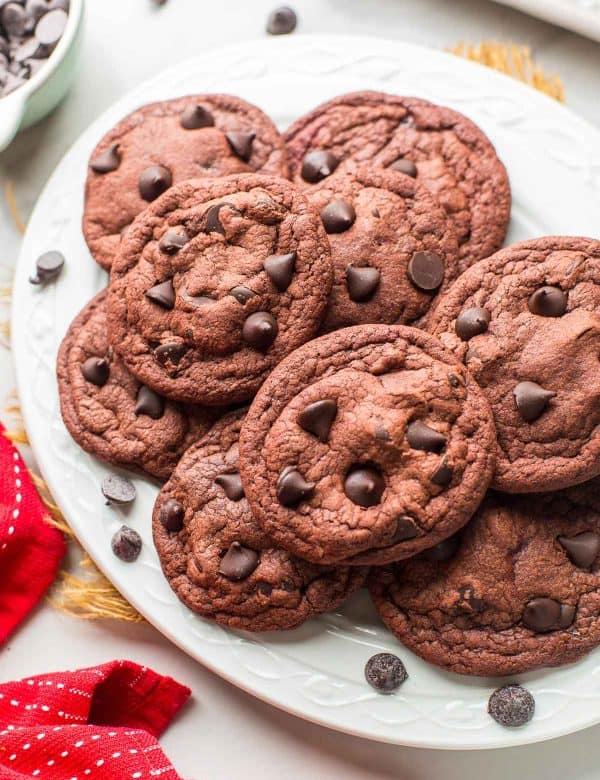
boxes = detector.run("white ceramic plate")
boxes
[12,35,600,750]
[495,0,600,40]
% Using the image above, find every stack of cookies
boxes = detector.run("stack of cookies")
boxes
[57,90,600,681]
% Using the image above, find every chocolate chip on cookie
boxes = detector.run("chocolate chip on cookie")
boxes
[428,236,600,493]
[239,325,496,565]
[83,94,289,269]
[284,91,510,271]
[108,175,332,405]
[152,410,366,631]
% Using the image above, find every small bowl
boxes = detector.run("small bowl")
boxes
[0,0,85,151]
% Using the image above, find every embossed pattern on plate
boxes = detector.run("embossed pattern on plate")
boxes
[11,35,600,750]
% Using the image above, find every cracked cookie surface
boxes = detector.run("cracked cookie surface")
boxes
[83,94,289,269]
[57,291,216,481]
[239,325,496,566]
[107,174,332,405]
[284,91,510,272]
[152,410,366,631]
[428,236,600,493]
[369,483,600,676]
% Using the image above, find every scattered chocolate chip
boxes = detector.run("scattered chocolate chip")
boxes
[2,3,27,37]
[29,250,65,285]
[215,472,245,502]
[364,653,408,694]
[389,158,417,177]
[513,381,555,422]
[406,420,446,452]
[300,150,339,183]
[457,584,486,613]
[558,531,600,569]
[407,251,445,292]
[266,5,297,35]
[90,144,121,174]
[242,311,278,351]
[522,597,574,632]
[390,516,418,542]
[35,7,67,46]
[346,266,380,302]
[219,542,259,580]
[371,208,380,218]
[528,286,567,317]
[138,165,172,201]
[101,474,136,505]
[448,373,461,388]
[111,525,142,562]
[145,279,175,309]
[422,534,460,562]
[455,307,490,341]
[344,466,384,508]
[134,386,164,419]
[159,229,188,254]
[298,399,337,443]
[230,286,255,304]
[374,425,391,441]
[180,104,214,129]
[320,198,356,233]
[488,685,535,728]
[277,467,315,507]
[181,293,213,307]
[431,459,452,487]
[155,342,186,366]
[204,202,237,235]
[264,251,296,291]
[14,36,44,61]
[225,131,255,162]
[256,581,273,596]
[81,357,109,386]
[160,498,184,532]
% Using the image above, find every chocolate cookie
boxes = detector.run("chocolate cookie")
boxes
[239,325,496,565]
[153,410,366,631]
[369,483,600,676]
[428,236,600,493]
[284,91,510,272]
[107,174,332,405]
[83,94,289,269]
[57,291,216,481]
[306,166,459,330]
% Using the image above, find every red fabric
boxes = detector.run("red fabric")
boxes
[0,423,66,644]
[0,660,191,779]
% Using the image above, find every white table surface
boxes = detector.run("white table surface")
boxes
[3,1,600,777]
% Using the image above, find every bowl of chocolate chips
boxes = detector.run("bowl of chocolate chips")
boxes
[0,0,84,150]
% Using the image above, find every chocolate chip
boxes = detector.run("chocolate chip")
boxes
[320,198,356,234]
[256,581,273,596]
[389,158,417,177]
[101,474,136,505]
[528,286,567,317]
[558,531,600,569]
[346,266,380,302]
[160,498,184,532]
[276,467,315,507]
[422,534,460,562]
[242,311,278,351]
[29,250,64,284]
[390,516,418,542]
[205,202,237,235]
[180,104,214,129]
[406,420,446,452]
[159,229,188,254]
[230,286,255,304]
[2,3,27,37]
[145,279,175,309]
[488,685,535,728]
[225,131,255,162]
[455,307,490,341]
[35,7,67,45]
[14,36,44,61]
[81,357,109,386]
[522,597,574,632]
[155,342,186,366]
[457,584,486,613]
[111,525,142,562]
[90,144,121,174]
[431,459,452,487]
[300,150,339,183]
[513,381,555,422]
[264,251,296,291]
[138,165,172,201]
[344,466,384,508]
[219,542,259,580]
[298,399,337,443]
[364,653,408,694]
[215,472,245,502]
[134,386,164,419]
[407,251,444,292]
[266,5,297,35]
